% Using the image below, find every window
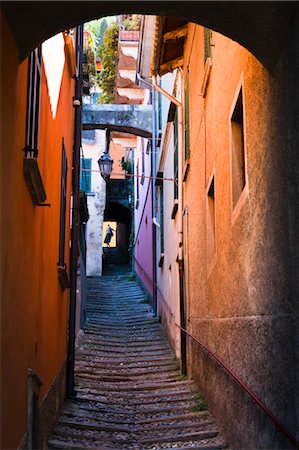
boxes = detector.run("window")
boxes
[173,110,179,200]
[204,28,211,63]
[146,141,150,156]
[231,88,246,209]
[58,140,70,290]
[158,90,162,131]
[23,46,47,206]
[25,47,42,158]
[206,176,216,267]
[185,70,190,161]
[58,140,68,267]
[80,158,92,193]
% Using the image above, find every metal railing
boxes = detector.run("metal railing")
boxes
[174,322,299,449]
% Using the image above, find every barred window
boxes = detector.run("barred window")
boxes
[25,47,42,158]
[58,140,68,266]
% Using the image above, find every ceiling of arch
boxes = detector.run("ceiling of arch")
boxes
[1,1,297,70]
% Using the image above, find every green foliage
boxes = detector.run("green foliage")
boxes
[85,17,114,47]
[97,21,119,103]
[127,273,136,281]
[177,374,188,381]
[121,14,142,31]
[191,394,208,412]
[98,18,108,46]
[140,295,150,304]
[174,360,181,370]
[121,157,132,174]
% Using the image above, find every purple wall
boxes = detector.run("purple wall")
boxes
[134,182,153,297]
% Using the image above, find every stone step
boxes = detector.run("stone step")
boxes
[47,275,225,449]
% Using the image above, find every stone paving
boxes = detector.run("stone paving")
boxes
[48,273,226,449]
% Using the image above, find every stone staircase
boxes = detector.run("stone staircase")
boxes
[48,274,226,449]
[102,247,131,275]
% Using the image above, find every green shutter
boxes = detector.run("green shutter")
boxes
[185,71,190,160]
[204,28,211,63]
[80,158,92,193]
[174,112,179,199]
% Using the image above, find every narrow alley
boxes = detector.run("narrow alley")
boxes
[48,263,225,449]
[2,4,299,450]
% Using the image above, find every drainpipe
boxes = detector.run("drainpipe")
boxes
[152,73,186,374]
[136,73,158,315]
[67,24,83,397]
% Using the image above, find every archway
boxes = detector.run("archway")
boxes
[103,200,132,272]
[1,4,298,450]
[1,2,297,70]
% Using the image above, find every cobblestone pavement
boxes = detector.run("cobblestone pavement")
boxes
[48,274,226,450]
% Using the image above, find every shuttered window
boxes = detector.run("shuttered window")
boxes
[25,47,42,157]
[174,111,179,200]
[160,185,164,253]
[58,140,68,266]
[80,158,92,193]
[158,91,162,131]
[204,28,211,63]
[185,71,190,161]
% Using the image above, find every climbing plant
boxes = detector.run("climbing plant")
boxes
[121,14,142,31]
[97,21,119,103]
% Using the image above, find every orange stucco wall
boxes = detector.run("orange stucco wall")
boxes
[1,14,75,449]
[110,141,126,179]
[180,23,298,448]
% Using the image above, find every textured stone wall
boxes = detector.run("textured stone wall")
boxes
[38,361,67,449]
[83,130,106,277]
[183,23,298,449]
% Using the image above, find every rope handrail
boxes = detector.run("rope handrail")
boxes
[175,323,299,449]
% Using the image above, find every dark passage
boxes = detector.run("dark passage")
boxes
[48,270,225,449]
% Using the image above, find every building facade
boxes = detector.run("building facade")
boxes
[1,16,81,449]
[138,15,299,450]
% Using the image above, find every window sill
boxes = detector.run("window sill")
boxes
[171,200,179,219]
[58,264,70,291]
[23,156,47,205]
[183,159,190,182]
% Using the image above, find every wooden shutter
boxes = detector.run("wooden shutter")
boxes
[173,111,179,199]
[185,71,190,160]
[80,158,92,193]
[58,140,68,266]
[25,47,42,157]
[204,28,211,63]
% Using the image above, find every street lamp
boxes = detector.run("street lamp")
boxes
[98,128,113,181]
[98,153,113,181]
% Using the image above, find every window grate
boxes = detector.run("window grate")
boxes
[25,47,42,158]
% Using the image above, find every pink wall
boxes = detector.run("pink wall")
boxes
[134,181,153,297]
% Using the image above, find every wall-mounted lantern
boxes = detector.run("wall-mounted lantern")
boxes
[98,128,113,181]
[98,153,113,181]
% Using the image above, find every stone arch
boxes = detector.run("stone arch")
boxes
[1,2,297,70]
[104,200,132,262]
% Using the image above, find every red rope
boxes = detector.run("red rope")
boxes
[175,323,299,449]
